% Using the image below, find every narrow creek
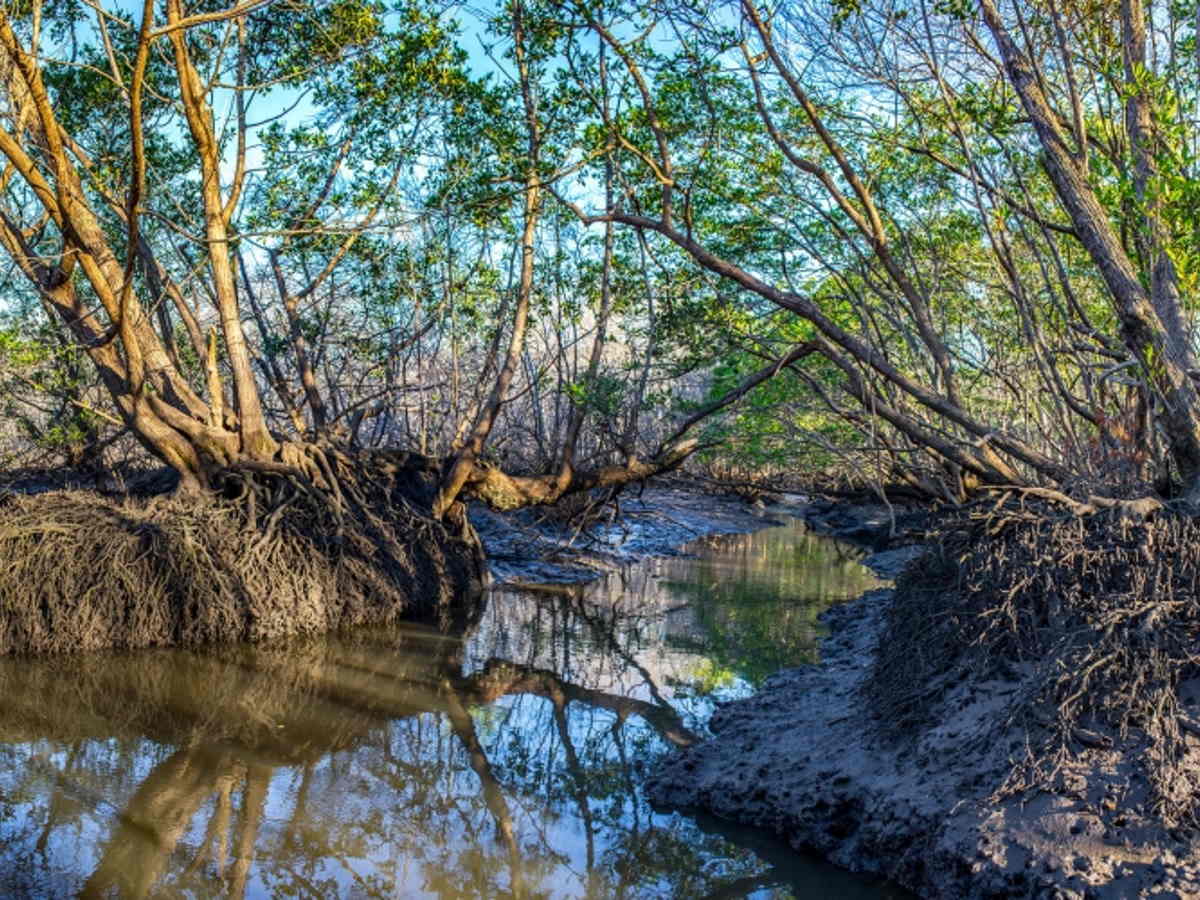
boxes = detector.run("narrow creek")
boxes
[0,516,912,898]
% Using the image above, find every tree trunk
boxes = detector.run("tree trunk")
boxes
[979,0,1200,500]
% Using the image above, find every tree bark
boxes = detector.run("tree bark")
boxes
[979,0,1200,499]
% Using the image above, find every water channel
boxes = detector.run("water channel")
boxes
[0,516,911,898]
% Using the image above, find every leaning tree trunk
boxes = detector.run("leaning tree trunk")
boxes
[979,0,1200,502]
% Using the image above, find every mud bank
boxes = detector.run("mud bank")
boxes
[646,536,1200,899]
[471,484,804,584]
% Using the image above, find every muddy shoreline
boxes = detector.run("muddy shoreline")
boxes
[646,503,1200,900]
[472,485,934,586]
[471,484,817,584]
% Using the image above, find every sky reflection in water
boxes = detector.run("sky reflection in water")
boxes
[0,517,911,898]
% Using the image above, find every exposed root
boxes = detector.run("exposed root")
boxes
[867,493,1200,824]
[0,446,484,655]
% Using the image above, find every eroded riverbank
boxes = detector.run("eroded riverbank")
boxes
[648,503,1200,900]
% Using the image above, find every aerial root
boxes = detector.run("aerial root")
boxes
[982,484,1164,519]
[0,447,484,656]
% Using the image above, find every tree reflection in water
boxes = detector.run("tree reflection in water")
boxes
[0,519,907,898]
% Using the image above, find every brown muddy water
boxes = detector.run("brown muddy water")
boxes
[0,518,910,898]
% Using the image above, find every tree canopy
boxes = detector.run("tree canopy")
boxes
[0,0,1197,508]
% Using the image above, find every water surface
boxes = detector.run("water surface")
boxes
[0,517,909,898]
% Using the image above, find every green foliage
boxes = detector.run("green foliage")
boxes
[3,0,1197,495]
[565,373,624,419]
[0,316,106,465]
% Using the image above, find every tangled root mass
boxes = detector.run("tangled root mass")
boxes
[868,495,1200,824]
[0,447,484,655]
